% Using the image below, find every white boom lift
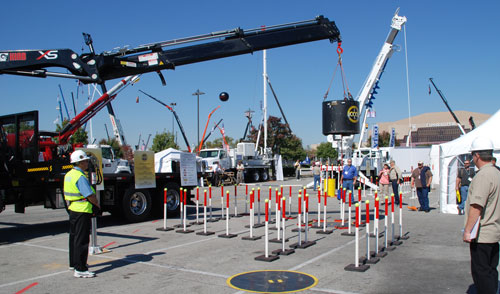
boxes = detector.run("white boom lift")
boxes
[337,9,407,160]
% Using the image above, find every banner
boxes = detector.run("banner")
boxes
[389,127,396,147]
[372,124,379,148]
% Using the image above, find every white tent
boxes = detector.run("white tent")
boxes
[438,109,500,214]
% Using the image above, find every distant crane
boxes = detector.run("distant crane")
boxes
[429,78,466,135]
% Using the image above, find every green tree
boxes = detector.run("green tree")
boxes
[151,131,179,152]
[315,142,338,162]
[367,130,391,147]
[204,136,236,149]
[55,119,88,145]
[99,138,123,158]
[247,116,305,160]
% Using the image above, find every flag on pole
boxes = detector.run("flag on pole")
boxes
[136,96,139,103]
[389,127,396,147]
[372,124,379,148]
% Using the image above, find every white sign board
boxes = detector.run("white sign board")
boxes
[180,152,197,186]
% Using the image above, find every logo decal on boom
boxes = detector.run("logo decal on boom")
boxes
[37,50,58,60]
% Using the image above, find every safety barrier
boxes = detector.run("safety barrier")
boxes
[344,203,370,272]
[149,183,412,270]
[156,188,173,231]
[255,199,279,262]
[196,190,215,236]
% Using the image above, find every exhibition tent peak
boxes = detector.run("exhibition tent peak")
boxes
[439,109,500,159]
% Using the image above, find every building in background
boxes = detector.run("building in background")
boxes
[376,111,491,147]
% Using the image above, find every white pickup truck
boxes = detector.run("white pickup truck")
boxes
[200,142,272,183]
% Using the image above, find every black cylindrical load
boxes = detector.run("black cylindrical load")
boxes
[322,100,360,135]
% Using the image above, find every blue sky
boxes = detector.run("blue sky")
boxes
[1,0,499,150]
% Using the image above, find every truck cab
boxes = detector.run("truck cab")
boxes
[199,148,231,176]
[87,144,131,174]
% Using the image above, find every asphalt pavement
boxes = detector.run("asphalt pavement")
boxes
[0,176,484,294]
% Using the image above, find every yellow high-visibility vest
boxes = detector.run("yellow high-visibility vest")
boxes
[64,168,93,213]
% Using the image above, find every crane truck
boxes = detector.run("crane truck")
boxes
[0,16,341,221]
[334,10,406,180]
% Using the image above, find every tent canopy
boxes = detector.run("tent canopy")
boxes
[440,110,500,159]
[438,109,500,213]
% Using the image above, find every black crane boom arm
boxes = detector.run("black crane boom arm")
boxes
[429,78,466,135]
[0,16,340,84]
[138,90,192,153]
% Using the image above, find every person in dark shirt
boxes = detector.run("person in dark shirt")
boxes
[456,160,475,215]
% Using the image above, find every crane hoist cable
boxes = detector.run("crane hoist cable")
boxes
[323,42,353,101]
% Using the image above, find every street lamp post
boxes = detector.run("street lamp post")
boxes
[192,89,205,147]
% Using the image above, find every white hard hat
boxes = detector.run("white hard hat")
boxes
[470,136,494,152]
[70,150,89,163]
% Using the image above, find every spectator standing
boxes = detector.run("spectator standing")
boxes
[341,159,357,202]
[378,164,391,198]
[313,162,321,191]
[236,161,245,184]
[212,161,222,186]
[463,137,500,294]
[411,161,432,212]
[389,160,402,205]
[294,160,301,181]
[455,159,475,215]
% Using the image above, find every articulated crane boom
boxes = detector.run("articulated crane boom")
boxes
[0,16,340,84]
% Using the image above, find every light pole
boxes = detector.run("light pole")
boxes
[192,89,205,147]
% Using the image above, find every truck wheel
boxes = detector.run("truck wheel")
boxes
[252,170,260,182]
[260,170,269,181]
[165,183,181,216]
[122,189,152,222]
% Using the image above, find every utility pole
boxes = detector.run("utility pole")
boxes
[192,89,205,147]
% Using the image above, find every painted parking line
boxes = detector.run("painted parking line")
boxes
[90,253,230,279]
[17,242,68,252]
[0,271,68,290]
[145,228,250,255]
[14,282,38,294]
[289,237,358,271]
[102,241,116,249]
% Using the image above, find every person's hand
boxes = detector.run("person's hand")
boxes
[463,231,472,243]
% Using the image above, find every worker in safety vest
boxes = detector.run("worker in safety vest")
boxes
[64,150,100,278]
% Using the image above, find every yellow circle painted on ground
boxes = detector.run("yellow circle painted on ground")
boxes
[227,270,318,293]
